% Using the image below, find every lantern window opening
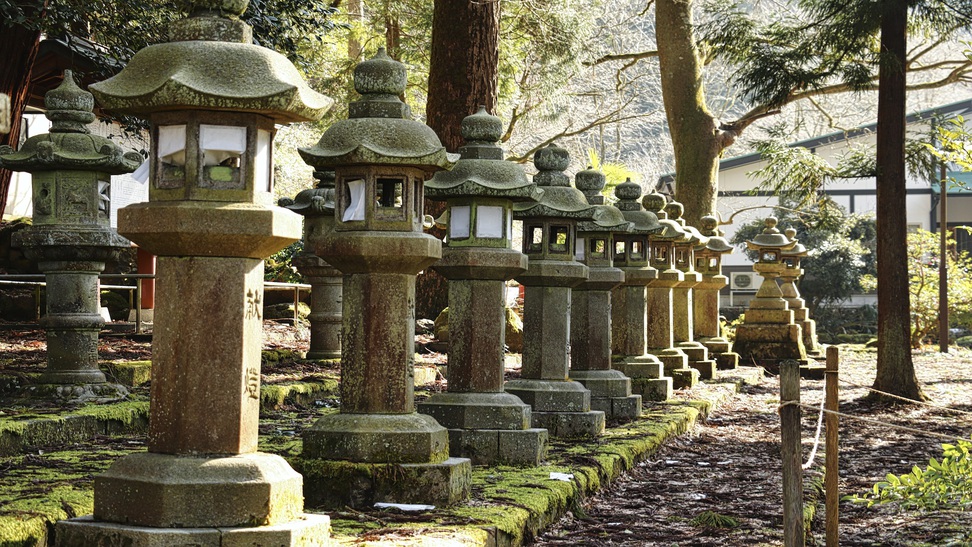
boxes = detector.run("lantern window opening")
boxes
[709,257,719,268]
[676,249,686,264]
[614,240,626,260]
[549,225,569,253]
[476,205,505,239]
[157,124,187,187]
[696,257,705,270]
[97,179,110,216]
[414,179,424,220]
[376,177,405,208]
[631,240,644,260]
[197,124,246,190]
[762,250,778,262]
[654,245,668,263]
[784,257,796,268]
[342,177,367,222]
[255,129,272,193]
[591,238,607,259]
[526,224,544,254]
[450,204,471,239]
[575,236,586,261]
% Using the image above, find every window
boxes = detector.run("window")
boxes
[157,124,186,188]
[696,257,705,270]
[526,225,544,253]
[630,240,644,260]
[614,241,626,260]
[476,205,504,238]
[709,257,718,269]
[450,205,471,239]
[591,239,606,258]
[376,177,404,208]
[575,237,586,261]
[654,245,667,263]
[255,129,272,192]
[199,124,245,189]
[761,250,778,262]
[343,179,366,221]
[549,225,569,253]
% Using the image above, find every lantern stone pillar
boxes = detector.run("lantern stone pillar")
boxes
[570,168,642,421]
[610,181,672,401]
[780,227,823,358]
[665,201,717,380]
[0,72,134,402]
[733,218,808,365]
[639,192,698,389]
[416,107,548,465]
[505,144,606,438]
[279,169,342,360]
[694,215,739,369]
[298,50,471,507]
[56,2,334,544]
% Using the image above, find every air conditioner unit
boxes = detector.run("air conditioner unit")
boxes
[730,271,757,291]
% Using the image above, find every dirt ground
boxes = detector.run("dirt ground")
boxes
[532,348,972,547]
[3,323,972,546]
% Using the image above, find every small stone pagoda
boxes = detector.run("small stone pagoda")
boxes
[506,143,605,438]
[780,227,823,358]
[665,201,717,380]
[57,0,334,543]
[570,168,642,420]
[694,214,739,369]
[640,192,697,389]
[279,169,342,360]
[610,181,671,400]
[733,217,807,365]
[298,49,471,507]
[0,72,137,402]
[417,107,547,465]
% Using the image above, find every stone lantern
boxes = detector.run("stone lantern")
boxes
[694,215,739,369]
[297,49,471,508]
[665,201,717,380]
[733,217,807,365]
[57,1,334,544]
[609,181,671,400]
[640,192,697,389]
[416,107,547,465]
[0,72,137,401]
[505,143,605,438]
[780,227,823,357]
[279,169,342,360]
[570,168,643,420]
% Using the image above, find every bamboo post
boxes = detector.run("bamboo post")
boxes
[780,359,805,547]
[825,346,840,546]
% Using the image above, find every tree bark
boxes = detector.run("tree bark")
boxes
[872,0,925,401]
[655,0,726,225]
[417,0,500,321]
[0,18,42,211]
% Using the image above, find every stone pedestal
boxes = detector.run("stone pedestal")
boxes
[613,272,673,401]
[419,248,547,465]
[779,229,822,359]
[695,277,739,370]
[58,1,335,542]
[507,276,606,437]
[673,272,715,381]
[295,255,342,360]
[646,268,697,389]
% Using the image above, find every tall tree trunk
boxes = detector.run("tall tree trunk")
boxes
[873,0,925,401]
[655,0,724,225]
[347,0,364,61]
[0,19,42,212]
[416,0,500,321]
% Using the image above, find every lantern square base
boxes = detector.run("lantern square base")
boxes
[417,391,532,430]
[687,359,717,380]
[570,369,634,398]
[446,427,549,466]
[590,394,643,422]
[671,368,700,390]
[296,457,472,510]
[530,410,605,438]
[716,352,740,370]
[55,514,331,547]
[630,377,672,401]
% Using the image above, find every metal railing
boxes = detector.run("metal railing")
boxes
[0,274,311,334]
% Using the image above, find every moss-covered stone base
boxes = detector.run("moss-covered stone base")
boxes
[671,368,700,390]
[295,457,472,510]
[104,360,152,387]
[0,401,149,457]
[715,352,740,370]
[630,377,672,401]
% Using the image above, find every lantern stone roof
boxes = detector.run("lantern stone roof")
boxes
[781,228,808,256]
[574,167,633,234]
[299,49,457,172]
[747,217,797,250]
[278,170,335,217]
[513,143,595,220]
[89,1,332,124]
[611,181,662,235]
[664,201,705,246]
[0,72,142,174]
[698,215,733,253]
[426,107,541,202]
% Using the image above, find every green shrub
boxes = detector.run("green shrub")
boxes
[846,439,972,510]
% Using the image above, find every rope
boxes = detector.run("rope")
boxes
[801,396,826,470]
[779,400,971,444]
[837,378,972,417]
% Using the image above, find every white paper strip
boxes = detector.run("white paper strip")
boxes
[255,129,272,192]
[476,205,504,238]
[200,124,246,166]
[157,125,186,166]
[343,179,366,222]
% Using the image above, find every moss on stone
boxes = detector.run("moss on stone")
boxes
[103,360,152,387]
[0,401,148,456]
[260,379,339,411]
